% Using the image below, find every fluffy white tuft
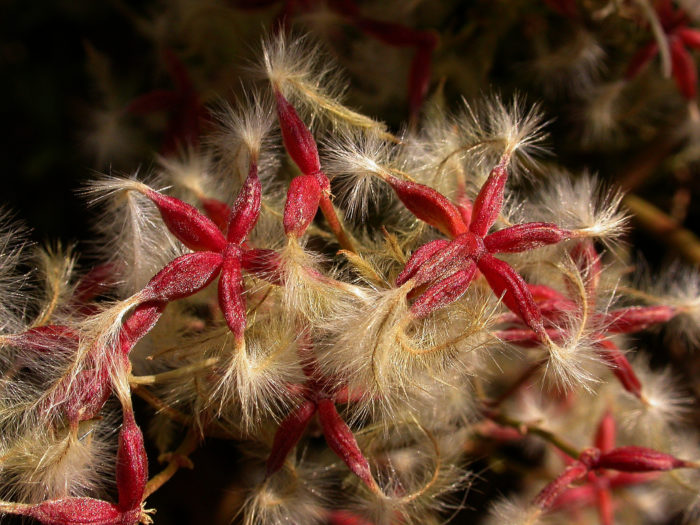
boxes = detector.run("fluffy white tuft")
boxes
[531,171,628,244]
[260,32,386,132]
[484,497,545,525]
[456,94,549,177]
[322,128,394,220]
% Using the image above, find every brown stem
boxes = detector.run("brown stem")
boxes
[617,133,680,192]
[484,409,582,460]
[132,386,191,426]
[624,194,700,265]
[318,193,356,252]
[143,429,200,500]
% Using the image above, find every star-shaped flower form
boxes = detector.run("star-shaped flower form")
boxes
[0,404,150,525]
[90,153,268,355]
[0,269,164,428]
[266,338,377,492]
[386,157,580,344]
[549,411,682,525]
[496,240,686,400]
[625,0,700,100]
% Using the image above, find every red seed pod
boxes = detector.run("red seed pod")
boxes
[533,459,592,511]
[144,189,227,253]
[141,252,223,303]
[605,305,676,334]
[456,194,473,230]
[266,400,317,477]
[283,174,322,237]
[477,254,546,338]
[593,477,614,525]
[470,163,509,237]
[218,246,246,340]
[596,446,693,472]
[116,409,148,511]
[241,248,283,285]
[24,498,137,525]
[570,241,602,299]
[328,510,375,525]
[495,327,565,347]
[410,233,481,287]
[679,28,700,49]
[317,398,376,490]
[597,339,643,398]
[396,239,450,286]
[118,302,166,357]
[408,43,435,118]
[63,368,112,425]
[551,484,596,510]
[609,471,659,488]
[594,411,616,454]
[670,36,697,100]
[274,90,321,176]
[6,325,78,354]
[528,284,567,302]
[410,263,477,319]
[386,176,467,239]
[227,162,261,245]
[625,41,659,80]
[484,223,572,253]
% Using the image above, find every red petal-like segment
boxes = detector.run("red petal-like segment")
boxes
[227,163,261,244]
[118,302,166,357]
[396,239,450,286]
[145,190,226,253]
[266,399,317,477]
[625,41,658,79]
[533,459,592,511]
[570,241,602,299]
[470,164,509,237]
[605,306,676,334]
[387,176,467,239]
[275,90,321,176]
[594,411,616,454]
[116,409,148,511]
[551,484,597,510]
[63,368,112,425]
[679,28,700,49]
[317,398,375,490]
[218,246,246,340]
[670,36,697,99]
[597,339,643,398]
[477,254,546,337]
[408,42,436,118]
[25,498,137,525]
[283,174,322,237]
[411,263,477,319]
[142,252,223,303]
[596,446,691,472]
[328,510,375,525]
[484,223,572,253]
[411,233,482,287]
[7,325,78,354]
